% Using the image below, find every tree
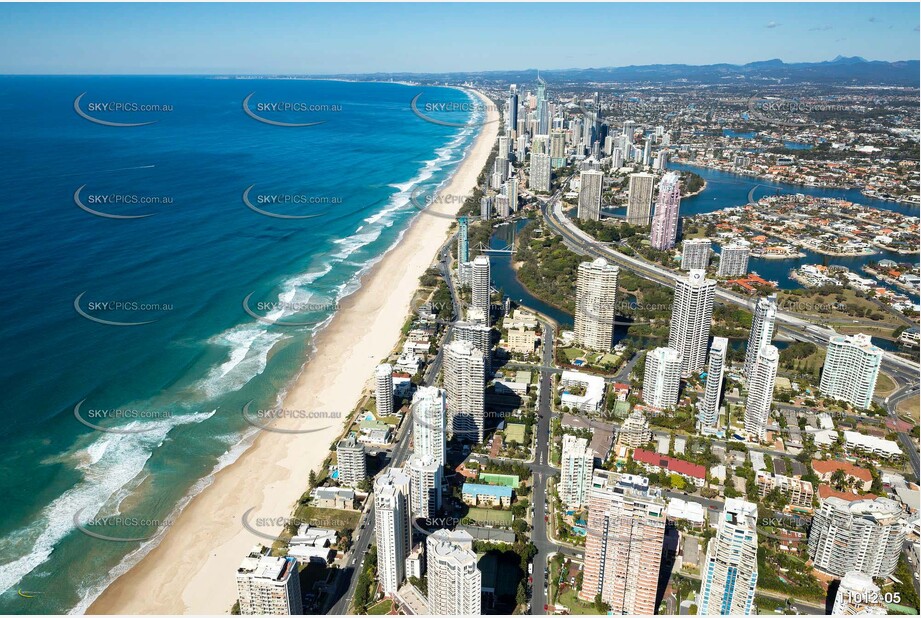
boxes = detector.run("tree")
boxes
[308,470,317,488]
[594,594,610,614]
[516,582,528,607]
[830,469,848,491]
[669,473,686,491]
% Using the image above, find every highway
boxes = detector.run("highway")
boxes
[539,194,920,478]
[541,196,920,377]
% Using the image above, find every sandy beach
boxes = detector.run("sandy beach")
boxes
[88,88,498,615]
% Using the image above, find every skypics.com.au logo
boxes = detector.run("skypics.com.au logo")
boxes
[74,292,173,326]
[242,93,342,127]
[242,184,341,219]
[410,92,500,128]
[241,293,339,327]
[74,185,174,219]
[241,402,344,434]
[74,93,173,127]
[747,94,849,128]
[73,508,174,542]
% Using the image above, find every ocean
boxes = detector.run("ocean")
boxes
[0,76,479,614]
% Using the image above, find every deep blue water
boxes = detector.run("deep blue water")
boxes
[0,76,478,613]
[672,163,919,304]
[489,163,917,349]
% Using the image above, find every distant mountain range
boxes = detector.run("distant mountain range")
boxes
[306,57,920,87]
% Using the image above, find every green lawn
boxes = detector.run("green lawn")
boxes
[367,599,392,615]
[465,507,513,525]
[505,423,527,444]
[561,347,584,362]
[480,472,520,487]
[874,372,897,397]
[557,588,600,615]
[293,506,361,533]
[599,353,621,366]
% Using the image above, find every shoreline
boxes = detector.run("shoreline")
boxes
[87,88,499,615]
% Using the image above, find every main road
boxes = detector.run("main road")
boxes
[328,239,459,615]
[527,318,561,615]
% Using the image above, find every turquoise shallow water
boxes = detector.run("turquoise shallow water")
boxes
[0,76,478,613]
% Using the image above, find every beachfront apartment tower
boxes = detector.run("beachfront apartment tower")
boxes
[471,255,491,327]
[407,453,443,519]
[643,346,683,410]
[236,549,303,615]
[444,340,486,443]
[505,176,519,213]
[454,321,492,374]
[376,363,394,416]
[529,152,551,192]
[832,571,888,615]
[681,238,712,271]
[560,434,594,508]
[516,134,527,161]
[699,337,728,430]
[457,216,469,264]
[808,496,906,578]
[744,345,779,441]
[374,467,412,595]
[574,257,619,352]
[668,269,716,375]
[336,435,366,489]
[480,195,492,221]
[507,91,518,136]
[819,334,883,410]
[411,386,446,467]
[426,529,482,615]
[495,194,510,218]
[743,296,777,379]
[697,499,759,616]
[650,171,681,250]
[718,242,751,278]
[579,471,666,614]
[577,170,604,222]
[625,172,654,225]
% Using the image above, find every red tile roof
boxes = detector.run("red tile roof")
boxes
[817,484,876,502]
[811,459,872,483]
[632,448,706,480]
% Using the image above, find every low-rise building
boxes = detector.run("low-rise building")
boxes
[755,471,814,510]
[842,430,902,459]
[560,370,606,413]
[461,483,513,508]
[811,459,873,491]
[312,487,356,509]
[507,327,537,354]
[617,410,651,448]
[632,448,706,487]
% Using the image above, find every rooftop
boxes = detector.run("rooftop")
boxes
[462,483,513,498]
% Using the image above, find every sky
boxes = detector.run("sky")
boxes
[0,2,918,74]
